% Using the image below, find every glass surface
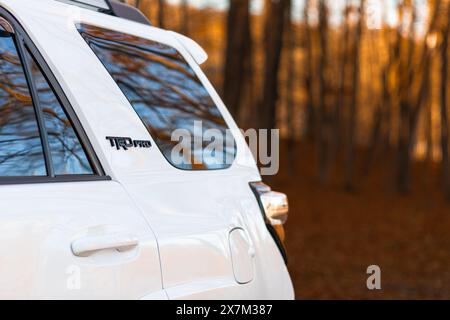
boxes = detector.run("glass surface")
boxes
[24,48,94,175]
[0,33,46,176]
[79,24,236,170]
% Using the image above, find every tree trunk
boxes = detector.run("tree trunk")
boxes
[258,0,290,130]
[441,4,450,200]
[331,1,350,164]
[303,0,315,140]
[223,0,252,121]
[180,0,189,35]
[396,1,416,194]
[317,0,329,184]
[344,0,365,191]
[158,0,165,28]
[425,68,433,164]
[285,0,296,174]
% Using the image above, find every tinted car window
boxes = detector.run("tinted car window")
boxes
[24,48,94,175]
[78,24,236,170]
[0,31,46,176]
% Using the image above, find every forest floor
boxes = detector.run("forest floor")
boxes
[270,142,450,299]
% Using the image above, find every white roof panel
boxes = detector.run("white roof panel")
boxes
[55,0,111,11]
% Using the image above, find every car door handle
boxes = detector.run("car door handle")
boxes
[71,233,139,257]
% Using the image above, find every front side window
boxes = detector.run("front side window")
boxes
[0,29,46,176]
[78,24,236,170]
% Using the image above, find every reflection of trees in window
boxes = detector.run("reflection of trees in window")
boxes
[79,24,236,170]
[24,48,93,175]
[0,34,46,176]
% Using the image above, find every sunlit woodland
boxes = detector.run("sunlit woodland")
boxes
[121,0,450,299]
[122,0,450,197]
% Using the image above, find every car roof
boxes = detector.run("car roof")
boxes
[54,0,152,26]
[55,0,113,13]
[0,0,169,41]
[3,0,152,30]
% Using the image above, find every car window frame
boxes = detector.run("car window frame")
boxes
[0,8,110,185]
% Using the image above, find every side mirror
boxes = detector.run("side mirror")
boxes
[169,31,208,65]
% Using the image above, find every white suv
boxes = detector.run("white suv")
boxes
[0,0,293,299]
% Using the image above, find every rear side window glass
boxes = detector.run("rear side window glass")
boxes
[78,24,236,170]
[0,31,46,176]
[24,48,94,175]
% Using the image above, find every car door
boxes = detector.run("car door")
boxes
[0,13,164,299]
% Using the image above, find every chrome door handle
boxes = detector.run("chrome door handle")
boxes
[71,233,139,257]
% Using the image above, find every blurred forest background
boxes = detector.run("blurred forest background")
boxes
[121,0,450,299]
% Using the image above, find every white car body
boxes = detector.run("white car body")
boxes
[0,0,294,299]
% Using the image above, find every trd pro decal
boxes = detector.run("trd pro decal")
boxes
[106,136,152,150]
